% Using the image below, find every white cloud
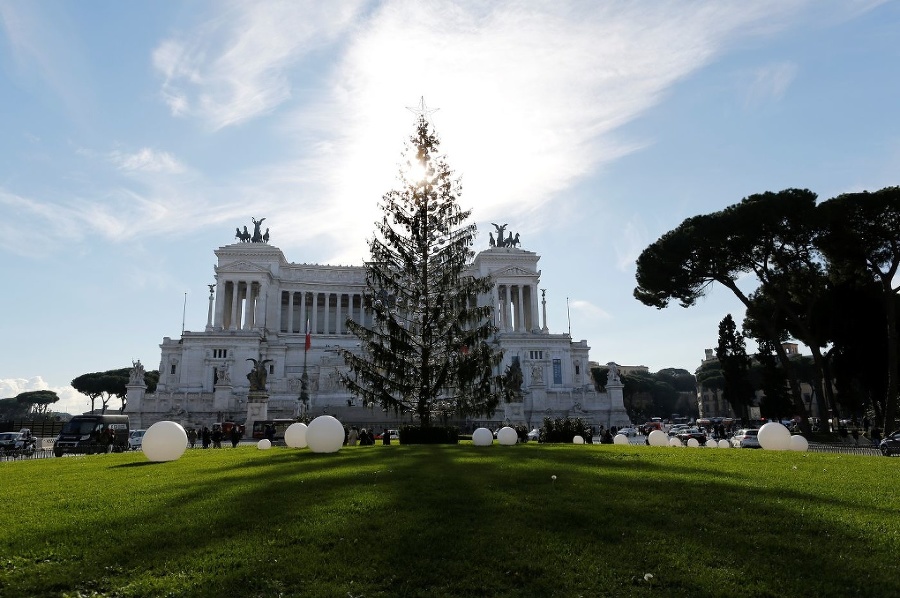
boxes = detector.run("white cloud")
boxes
[743,61,799,107]
[152,0,368,130]
[109,148,186,174]
[0,377,89,415]
[263,0,821,260]
[615,216,651,272]
[570,299,612,322]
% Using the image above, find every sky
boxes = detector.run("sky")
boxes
[2,0,899,415]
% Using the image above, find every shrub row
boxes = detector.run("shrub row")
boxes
[539,417,591,443]
[398,425,459,444]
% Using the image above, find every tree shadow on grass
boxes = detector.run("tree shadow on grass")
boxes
[4,445,899,597]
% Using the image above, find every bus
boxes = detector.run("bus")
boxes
[251,419,296,440]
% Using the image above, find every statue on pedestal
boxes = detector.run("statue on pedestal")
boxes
[246,358,273,391]
[129,360,146,385]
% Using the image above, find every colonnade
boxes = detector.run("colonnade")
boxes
[493,283,540,333]
[214,280,267,331]
[211,278,544,335]
[279,290,369,335]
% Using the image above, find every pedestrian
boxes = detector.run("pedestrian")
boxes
[201,426,211,449]
[348,426,359,446]
[212,426,223,449]
[265,424,276,443]
[230,425,242,448]
[382,429,390,445]
[187,427,198,448]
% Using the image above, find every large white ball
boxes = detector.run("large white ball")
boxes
[497,426,518,445]
[284,423,308,448]
[705,439,718,448]
[572,435,585,444]
[758,422,792,451]
[648,430,668,446]
[789,435,809,452]
[257,439,271,450]
[686,438,700,448]
[669,437,683,447]
[472,427,493,446]
[143,421,188,462]
[613,434,629,445]
[718,439,731,449]
[306,416,344,453]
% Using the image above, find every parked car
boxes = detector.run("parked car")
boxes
[667,424,691,437]
[0,430,36,456]
[616,427,638,437]
[879,430,900,456]
[0,432,24,455]
[129,429,147,450]
[675,428,707,445]
[527,428,540,442]
[731,429,761,448]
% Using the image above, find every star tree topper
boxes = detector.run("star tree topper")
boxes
[406,96,439,120]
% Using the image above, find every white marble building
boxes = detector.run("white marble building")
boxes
[126,231,630,432]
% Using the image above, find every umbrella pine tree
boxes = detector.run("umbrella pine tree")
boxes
[342,104,502,427]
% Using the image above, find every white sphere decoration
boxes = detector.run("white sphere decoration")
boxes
[142,421,188,462]
[284,422,308,448]
[669,437,683,447]
[718,439,731,449]
[705,439,718,448]
[257,439,272,450]
[306,415,345,453]
[572,435,585,444]
[686,438,700,448]
[472,427,493,446]
[789,435,809,452]
[648,430,668,446]
[497,426,518,445]
[613,434,629,445]
[758,422,792,451]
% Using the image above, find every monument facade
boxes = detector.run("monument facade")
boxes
[126,222,630,432]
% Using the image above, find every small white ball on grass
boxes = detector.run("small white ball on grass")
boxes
[284,422,308,448]
[497,426,518,445]
[143,421,188,462]
[789,435,809,452]
[472,427,493,446]
[306,415,345,453]
[648,430,668,446]
[758,422,791,451]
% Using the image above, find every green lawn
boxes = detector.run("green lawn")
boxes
[1,444,898,597]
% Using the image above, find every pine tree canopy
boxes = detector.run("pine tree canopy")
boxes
[341,108,502,426]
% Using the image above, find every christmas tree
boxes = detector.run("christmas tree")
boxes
[342,100,502,427]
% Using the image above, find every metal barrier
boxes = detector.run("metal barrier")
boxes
[808,443,881,456]
[0,448,55,461]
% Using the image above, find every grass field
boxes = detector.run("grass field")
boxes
[1,443,898,597]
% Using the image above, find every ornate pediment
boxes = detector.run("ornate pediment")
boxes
[493,265,536,277]
[216,260,272,274]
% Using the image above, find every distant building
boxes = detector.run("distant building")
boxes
[126,226,630,431]
[696,344,819,421]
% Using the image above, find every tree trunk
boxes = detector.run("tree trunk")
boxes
[882,281,899,433]
[771,341,811,435]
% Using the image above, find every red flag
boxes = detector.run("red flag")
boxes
[305,319,311,351]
